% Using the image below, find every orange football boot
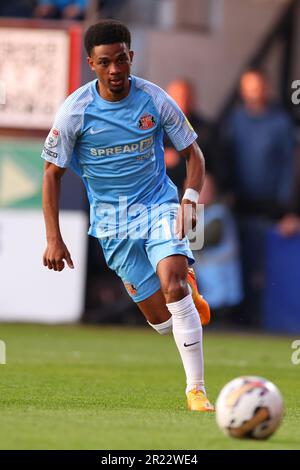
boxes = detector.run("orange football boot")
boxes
[187,389,215,412]
[187,268,211,326]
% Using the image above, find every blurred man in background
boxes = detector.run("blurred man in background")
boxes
[225,69,299,323]
[226,69,297,224]
[98,0,127,19]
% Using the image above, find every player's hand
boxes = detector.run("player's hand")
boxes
[175,199,197,239]
[43,240,74,272]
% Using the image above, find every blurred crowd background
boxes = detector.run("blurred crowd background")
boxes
[1,0,300,333]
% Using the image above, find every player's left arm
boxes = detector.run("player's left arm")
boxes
[175,141,205,239]
[180,140,205,192]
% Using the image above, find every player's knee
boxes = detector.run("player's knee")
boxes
[148,317,172,335]
[162,277,188,303]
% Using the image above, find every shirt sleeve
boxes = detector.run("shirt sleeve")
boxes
[160,92,198,151]
[41,97,82,168]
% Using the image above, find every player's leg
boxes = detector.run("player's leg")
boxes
[145,206,214,411]
[137,289,173,335]
[145,210,210,325]
[157,255,203,383]
[157,253,188,303]
[135,268,209,329]
[99,233,213,410]
[156,254,214,411]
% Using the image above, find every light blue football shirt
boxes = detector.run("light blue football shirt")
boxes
[42,75,197,238]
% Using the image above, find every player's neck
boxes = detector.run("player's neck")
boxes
[97,79,131,102]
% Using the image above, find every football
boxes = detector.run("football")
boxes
[215,376,284,440]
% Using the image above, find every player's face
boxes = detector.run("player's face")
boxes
[88,42,133,101]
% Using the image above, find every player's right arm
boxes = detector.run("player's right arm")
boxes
[41,90,84,271]
[42,162,74,271]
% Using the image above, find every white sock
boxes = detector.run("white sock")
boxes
[147,286,192,336]
[148,316,172,335]
[166,293,205,395]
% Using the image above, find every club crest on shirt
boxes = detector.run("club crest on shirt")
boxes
[124,282,137,296]
[138,113,156,130]
[46,128,59,148]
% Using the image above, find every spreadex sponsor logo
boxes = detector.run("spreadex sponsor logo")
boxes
[90,136,154,157]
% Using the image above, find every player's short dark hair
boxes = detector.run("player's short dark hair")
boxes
[84,20,131,56]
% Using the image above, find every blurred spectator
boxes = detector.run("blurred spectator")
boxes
[192,173,243,323]
[98,0,128,19]
[225,69,298,224]
[224,69,300,323]
[34,0,88,19]
[164,79,216,197]
[0,0,35,17]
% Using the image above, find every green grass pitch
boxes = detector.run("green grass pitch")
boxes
[0,324,299,450]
